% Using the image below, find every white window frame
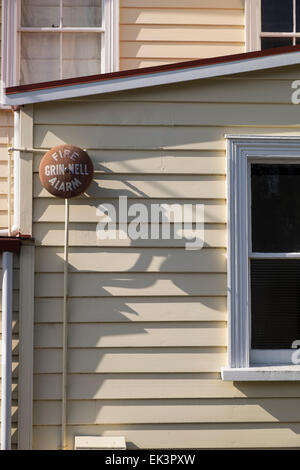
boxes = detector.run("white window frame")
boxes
[246,0,300,52]
[222,136,300,381]
[1,0,119,90]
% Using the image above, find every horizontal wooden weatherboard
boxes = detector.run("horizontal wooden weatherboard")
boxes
[33,102,300,127]
[34,272,227,297]
[32,222,227,247]
[32,398,300,426]
[33,322,227,348]
[34,100,300,125]
[33,174,226,199]
[33,199,226,223]
[120,42,244,59]
[121,1,244,9]
[34,296,227,323]
[65,78,296,104]
[120,9,244,26]
[33,348,227,373]
[33,150,227,174]
[33,374,300,400]
[34,247,227,273]
[120,25,244,43]
[33,126,300,151]
[32,424,300,450]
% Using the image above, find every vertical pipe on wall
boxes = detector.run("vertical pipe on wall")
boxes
[7,150,12,236]
[61,199,69,450]
[1,252,13,450]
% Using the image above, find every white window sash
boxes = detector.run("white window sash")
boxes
[226,136,300,369]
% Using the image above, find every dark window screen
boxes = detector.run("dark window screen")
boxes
[261,0,293,32]
[297,0,300,31]
[251,164,300,253]
[261,37,293,49]
[251,259,300,349]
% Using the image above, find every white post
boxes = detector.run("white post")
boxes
[61,199,69,450]
[1,251,13,450]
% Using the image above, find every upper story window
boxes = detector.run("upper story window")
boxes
[1,0,119,88]
[246,0,300,52]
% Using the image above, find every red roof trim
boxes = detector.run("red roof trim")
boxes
[6,44,300,96]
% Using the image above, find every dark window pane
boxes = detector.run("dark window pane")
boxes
[261,0,293,32]
[251,259,300,349]
[261,37,293,50]
[251,164,300,252]
[297,0,300,31]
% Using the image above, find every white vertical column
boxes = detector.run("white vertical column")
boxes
[1,251,13,450]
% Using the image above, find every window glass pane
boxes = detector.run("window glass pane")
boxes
[21,0,60,28]
[251,259,300,349]
[261,0,293,32]
[251,164,300,253]
[297,0,300,31]
[261,37,293,50]
[62,33,101,79]
[20,33,60,84]
[63,0,102,27]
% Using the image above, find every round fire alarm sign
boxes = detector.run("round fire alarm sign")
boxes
[39,144,94,198]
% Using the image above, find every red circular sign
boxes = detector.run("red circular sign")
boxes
[39,145,94,198]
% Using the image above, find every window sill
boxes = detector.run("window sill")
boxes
[221,365,300,381]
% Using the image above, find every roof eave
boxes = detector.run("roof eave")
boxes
[4,47,300,106]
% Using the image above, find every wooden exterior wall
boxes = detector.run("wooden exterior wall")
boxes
[25,63,300,449]
[119,0,245,70]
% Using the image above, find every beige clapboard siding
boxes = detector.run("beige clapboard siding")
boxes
[33,150,227,174]
[33,175,226,199]
[120,42,244,60]
[34,322,227,348]
[121,25,244,43]
[34,273,227,297]
[34,247,227,273]
[0,111,14,231]
[121,9,244,26]
[33,375,300,400]
[32,424,300,450]
[34,297,227,323]
[33,348,227,373]
[120,0,244,69]
[33,101,300,127]
[32,222,226,248]
[33,125,300,151]
[32,398,300,425]
[121,1,244,8]
[33,199,226,222]
[62,77,296,104]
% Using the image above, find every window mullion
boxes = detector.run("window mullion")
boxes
[293,0,296,45]
[251,252,300,259]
